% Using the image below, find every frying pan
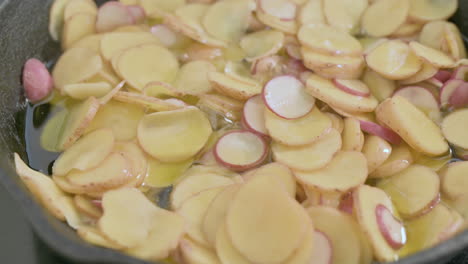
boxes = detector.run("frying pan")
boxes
[0,1,467,263]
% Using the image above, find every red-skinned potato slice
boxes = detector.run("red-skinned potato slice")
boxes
[360,120,401,145]
[408,0,458,22]
[376,96,449,156]
[214,130,268,172]
[305,74,378,113]
[242,95,268,136]
[334,79,370,97]
[440,79,463,107]
[362,69,396,102]
[296,151,367,193]
[366,40,423,80]
[96,2,134,33]
[377,165,440,218]
[440,161,468,200]
[272,129,342,172]
[375,204,406,250]
[442,109,468,149]
[434,70,453,83]
[362,135,392,173]
[370,144,413,179]
[449,82,468,108]
[126,5,146,23]
[263,75,315,119]
[137,107,212,162]
[361,0,409,37]
[264,107,332,146]
[226,174,310,264]
[342,117,364,152]
[354,185,402,262]
[306,206,362,264]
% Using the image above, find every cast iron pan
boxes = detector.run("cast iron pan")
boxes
[0,1,467,263]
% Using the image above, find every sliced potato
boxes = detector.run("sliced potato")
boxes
[40,109,68,152]
[298,0,325,26]
[52,47,103,91]
[361,0,409,37]
[48,0,71,41]
[441,109,468,149]
[377,165,440,218]
[440,161,468,200]
[272,129,342,172]
[408,0,458,22]
[282,226,315,264]
[399,62,438,85]
[139,0,185,18]
[325,112,344,133]
[209,71,261,100]
[419,20,449,51]
[370,143,413,178]
[57,97,100,150]
[256,7,298,35]
[362,69,396,102]
[74,195,102,219]
[240,30,284,61]
[179,237,221,264]
[113,91,183,112]
[362,135,392,173]
[226,174,310,264]
[215,223,252,264]
[114,142,148,188]
[409,41,455,68]
[342,117,364,152]
[77,226,122,249]
[53,129,114,176]
[295,151,367,192]
[323,0,367,33]
[63,82,112,100]
[62,13,96,50]
[145,158,193,188]
[301,48,365,79]
[445,23,467,60]
[100,32,161,61]
[265,107,332,146]
[243,162,296,198]
[198,93,243,121]
[305,73,378,113]
[63,0,97,20]
[117,44,179,91]
[365,40,423,80]
[376,96,449,156]
[174,60,216,95]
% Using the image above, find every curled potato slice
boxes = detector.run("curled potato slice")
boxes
[53,129,114,176]
[117,44,179,91]
[440,161,468,200]
[62,13,96,50]
[441,109,468,149]
[370,143,413,179]
[366,40,423,80]
[63,82,112,100]
[305,74,378,113]
[362,135,392,173]
[202,0,253,43]
[408,0,458,22]
[209,71,261,100]
[295,151,368,192]
[113,91,183,112]
[361,0,409,37]
[265,107,332,146]
[138,107,212,162]
[377,165,440,218]
[52,47,103,91]
[226,174,310,264]
[174,60,216,95]
[298,24,362,56]
[256,7,298,34]
[342,117,364,152]
[301,48,365,79]
[240,30,284,61]
[100,32,161,61]
[376,96,449,156]
[272,129,342,172]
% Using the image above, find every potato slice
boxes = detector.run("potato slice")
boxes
[98,188,157,248]
[63,82,112,100]
[202,0,253,43]
[209,72,262,100]
[366,40,423,80]
[57,97,100,150]
[100,32,161,61]
[226,174,310,264]
[265,107,332,146]
[202,185,240,247]
[145,158,193,188]
[361,0,409,37]
[53,129,114,176]
[138,107,212,162]
[256,8,298,35]
[113,91,183,112]
[399,62,438,85]
[419,20,449,51]
[377,165,440,218]
[173,60,216,95]
[295,151,367,192]
[40,109,68,152]
[171,172,236,210]
[272,129,342,172]
[353,185,400,262]
[14,154,66,220]
[342,117,364,152]
[126,207,185,261]
[240,30,284,61]
[114,142,148,188]
[74,195,102,219]
[440,161,468,200]
[298,0,325,26]
[306,206,362,264]
[376,96,449,156]
[179,237,221,264]
[215,223,251,264]
[325,112,344,133]
[305,74,378,113]
[139,0,185,18]
[370,143,413,179]
[298,24,362,56]
[63,0,97,20]
[441,109,468,149]
[178,187,226,246]
[323,0,367,34]
[301,48,364,79]
[48,0,71,41]
[362,135,392,173]
[243,162,296,198]
[62,13,96,50]
[117,44,179,91]
[52,47,103,91]
[77,226,122,249]
[445,23,467,60]
[282,226,315,264]
[408,0,457,22]
[409,41,455,68]
[362,69,396,102]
